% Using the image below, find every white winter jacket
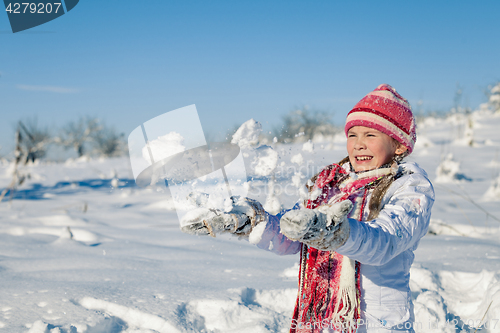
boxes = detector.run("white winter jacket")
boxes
[256,162,435,333]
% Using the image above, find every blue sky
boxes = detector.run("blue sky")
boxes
[1,1,499,154]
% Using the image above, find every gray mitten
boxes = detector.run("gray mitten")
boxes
[180,196,265,237]
[279,200,353,251]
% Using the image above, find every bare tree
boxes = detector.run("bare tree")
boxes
[58,116,101,157]
[1,118,52,203]
[91,123,125,157]
[0,126,30,203]
[273,107,337,143]
[17,119,52,163]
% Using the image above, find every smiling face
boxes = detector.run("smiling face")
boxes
[347,126,407,172]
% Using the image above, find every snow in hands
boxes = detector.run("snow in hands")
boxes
[280,200,353,251]
[181,196,266,237]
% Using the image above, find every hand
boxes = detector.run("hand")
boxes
[180,196,265,237]
[279,200,353,251]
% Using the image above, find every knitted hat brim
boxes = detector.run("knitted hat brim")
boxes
[345,110,415,154]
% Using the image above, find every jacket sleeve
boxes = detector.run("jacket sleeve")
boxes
[255,203,303,256]
[335,172,435,266]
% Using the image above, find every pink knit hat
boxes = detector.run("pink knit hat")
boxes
[345,84,416,154]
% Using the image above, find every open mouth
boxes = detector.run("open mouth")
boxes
[355,156,373,161]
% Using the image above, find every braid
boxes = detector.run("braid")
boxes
[337,156,351,167]
[366,173,396,220]
[367,155,406,220]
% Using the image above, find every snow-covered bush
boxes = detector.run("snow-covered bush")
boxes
[483,174,500,201]
[463,116,474,146]
[490,82,500,113]
[435,153,471,183]
[453,115,475,146]
[480,82,500,114]
[413,134,434,156]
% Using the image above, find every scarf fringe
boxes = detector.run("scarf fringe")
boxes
[330,256,357,325]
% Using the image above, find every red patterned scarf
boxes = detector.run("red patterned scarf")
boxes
[290,163,390,333]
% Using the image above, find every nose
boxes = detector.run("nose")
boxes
[353,136,366,150]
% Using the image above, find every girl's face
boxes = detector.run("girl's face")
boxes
[347,126,406,172]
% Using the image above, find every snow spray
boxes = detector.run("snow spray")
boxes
[127,104,248,226]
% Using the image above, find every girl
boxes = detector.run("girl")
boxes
[182,84,434,333]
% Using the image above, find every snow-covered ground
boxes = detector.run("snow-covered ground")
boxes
[1,109,500,332]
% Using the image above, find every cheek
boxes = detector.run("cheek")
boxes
[379,146,396,162]
[346,143,357,160]
[369,142,393,160]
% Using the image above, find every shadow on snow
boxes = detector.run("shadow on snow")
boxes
[0,178,136,202]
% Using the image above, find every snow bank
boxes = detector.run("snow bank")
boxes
[411,266,500,332]
[80,297,181,333]
[427,219,500,239]
[1,225,100,244]
[414,291,455,333]
[180,288,296,333]
[141,198,177,211]
[37,215,87,227]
